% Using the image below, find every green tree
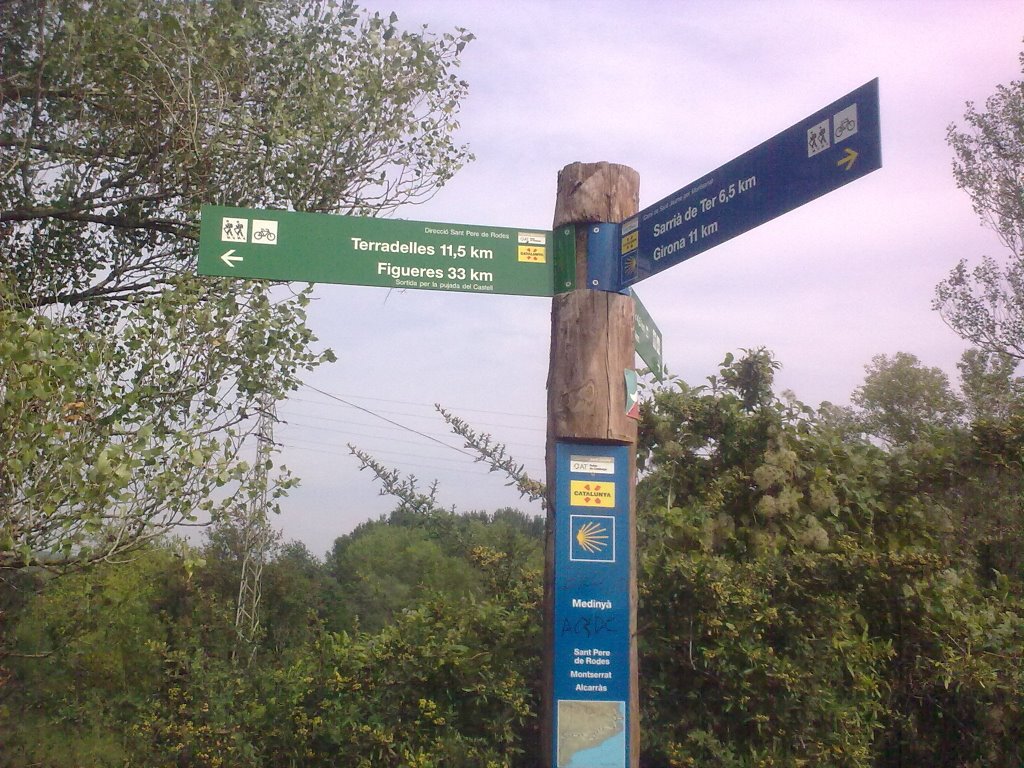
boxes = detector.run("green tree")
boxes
[328,523,479,632]
[130,571,542,768]
[637,352,892,766]
[850,352,964,445]
[0,0,473,570]
[325,503,544,633]
[260,540,350,653]
[284,570,542,768]
[838,348,1024,591]
[934,48,1024,358]
[197,527,349,655]
[635,351,1024,768]
[1,545,191,765]
[339,440,545,626]
[957,347,1024,422]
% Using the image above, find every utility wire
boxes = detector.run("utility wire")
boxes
[287,392,545,420]
[279,441,528,475]
[276,415,544,454]
[282,398,545,435]
[302,383,478,460]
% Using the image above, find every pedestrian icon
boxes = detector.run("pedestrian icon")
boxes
[807,119,830,158]
[570,514,615,563]
[222,217,248,243]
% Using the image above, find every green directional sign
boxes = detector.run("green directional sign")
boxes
[632,290,665,380]
[198,205,554,297]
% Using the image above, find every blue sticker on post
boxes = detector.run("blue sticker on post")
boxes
[553,442,632,768]
[586,222,628,293]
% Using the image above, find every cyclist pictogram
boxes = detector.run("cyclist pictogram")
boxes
[250,219,278,246]
[833,104,858,142]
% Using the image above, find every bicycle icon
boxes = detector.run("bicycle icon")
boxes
[253,227,276,242]
[835,117,857,139]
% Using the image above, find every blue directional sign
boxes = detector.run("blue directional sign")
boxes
[553,442,632,768]
[619,78,882,287]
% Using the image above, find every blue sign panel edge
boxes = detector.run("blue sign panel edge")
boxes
[620,78,882,288]
[552,442,632,768]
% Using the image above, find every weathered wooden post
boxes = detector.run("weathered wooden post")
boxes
[197,80,883,767]
[543,162,640,768]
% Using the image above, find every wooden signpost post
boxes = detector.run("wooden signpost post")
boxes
[198,79,882,768]
[544,162,641,768]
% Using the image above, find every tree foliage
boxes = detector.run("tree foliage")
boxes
[2,545,192,764]
[0,0,474,570]
[2,351,1022,767]
[636,351,1023,768]
[957,347,1024,422]
[0,281,321,570]
[934,48,1024,358]
[850,352,964,445]
[2,511,545,767]
[326,503,543,632]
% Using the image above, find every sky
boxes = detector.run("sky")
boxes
[268,0,1024,556]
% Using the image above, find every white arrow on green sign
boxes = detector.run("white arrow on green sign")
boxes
[197,205,554,297]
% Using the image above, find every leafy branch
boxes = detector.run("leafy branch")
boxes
[347,445,443,516]
[435,405,547,506]
[346,402,546,516]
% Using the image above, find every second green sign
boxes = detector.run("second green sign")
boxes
[198,205,554,297]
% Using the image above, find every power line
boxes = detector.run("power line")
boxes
[302,383,477,460]
[280,401,545,435]
[284,396,444,423]
[278,432,543,464]
[276,415,544,454]
[288,391,545,421]
[278,441,541,476]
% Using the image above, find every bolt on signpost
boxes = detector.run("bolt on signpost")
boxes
[197,79,881,768]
